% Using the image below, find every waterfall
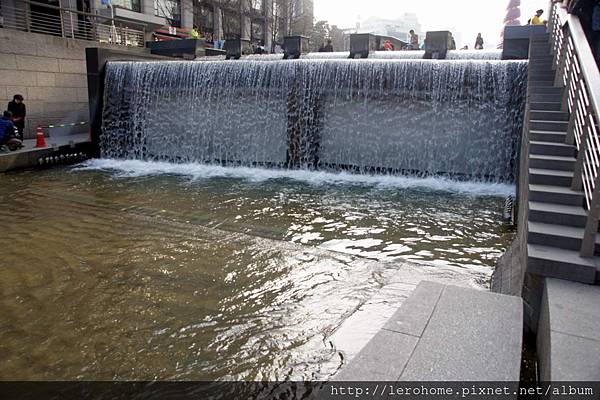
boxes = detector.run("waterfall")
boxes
[101,58,527,182]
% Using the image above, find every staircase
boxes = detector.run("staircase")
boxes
[525,34,600,284]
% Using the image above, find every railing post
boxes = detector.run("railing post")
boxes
[24,3,31,32]
[60,9,65,37]
[581,177,600,257]
[571,131,587,191]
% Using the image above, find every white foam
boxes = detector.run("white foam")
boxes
[75,159,515,197]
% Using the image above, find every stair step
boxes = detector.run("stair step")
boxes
[529,87,563,96]
[530,140,576,157]
[529,201,587,227]
[529,110,568,121]
[531,93,564,103]
[529,75,556,83]
[530,101,562,111]
[528,221,600,253]
[529,80,559,88]
[527,244,598,284]
[529,155,575,172]
[530,120,568,131]
[530,130,567,143]
[529,184,584,206]
[529,167,573,186]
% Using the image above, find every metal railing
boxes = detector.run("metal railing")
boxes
[548,1,600,257]
[0,0,146,47]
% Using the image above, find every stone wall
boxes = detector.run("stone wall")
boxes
[0,28,147,139]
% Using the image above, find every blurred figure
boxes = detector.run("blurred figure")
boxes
[383,40,394,51]
[475,33,484,49]
[0,111,23,152]
[461,45,469,50]
[529,9,546,25]
[409,29,419,50]
[7,94,25,140]
[322,39,334,52]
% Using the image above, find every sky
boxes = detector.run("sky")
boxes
[314,0,549,49]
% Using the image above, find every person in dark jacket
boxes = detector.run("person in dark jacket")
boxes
[475,33,484,49]
[7,94,26,140]
[322,39,334,52]
[0,111,23,152]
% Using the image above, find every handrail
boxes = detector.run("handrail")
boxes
[0,0,147,47]
[548,1,600,257]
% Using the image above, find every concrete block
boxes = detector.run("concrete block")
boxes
[383,281,443,337]
[36,72,56,87]
[400,285,523,381]
[0,87,8,101]
[0,53,17,69]
[58,59,86,74]
[15,55,60,72]
[0,70,38,86]
[334,330,419,381]
[28,87,79,101]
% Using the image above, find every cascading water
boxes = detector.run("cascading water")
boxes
[101,58,527,182]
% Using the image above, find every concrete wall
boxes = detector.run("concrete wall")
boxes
[0,28,147,139]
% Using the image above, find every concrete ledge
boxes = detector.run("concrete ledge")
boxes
[537,278,600,381]
[334,282,523,383]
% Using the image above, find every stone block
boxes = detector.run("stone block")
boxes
[55,73,87,88]
[0,70,38,86]
[0,87,8,101]
[58,59,86,74]
[28,87,79,101]
[383,281,443,337]
[36,72,56,87]
[548,331,600,381]
[544,278,600,342]
[4,86,28,101]
[0,29,39,56]
[0,53,17,69]
[400,285,523,381]
[15,55,60,72]
[76,89,89,103]
[333,330,419,381]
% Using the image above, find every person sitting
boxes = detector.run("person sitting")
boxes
[529,9,546,25]
[383,40,394,51]
[322,39,334,52]
[7,94,26,140]
[0,111,23,152]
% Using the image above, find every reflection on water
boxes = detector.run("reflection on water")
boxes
[0,163,514,380]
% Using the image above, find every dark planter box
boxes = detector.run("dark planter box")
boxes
[284,36,310,59]
[502,25,548,60]
[147,39,205,59]
[424,31,452,59]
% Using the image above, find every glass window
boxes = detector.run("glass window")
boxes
[155,0,181,27]
[111,0,141,13]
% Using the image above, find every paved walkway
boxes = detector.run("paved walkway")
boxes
[0,133,90,172]
[334,281,523,382]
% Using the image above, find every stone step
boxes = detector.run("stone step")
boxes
[527,244,598,284]
[529,184,584,206]
[529,154,577,170]
[530,110,568,121]
[529,80,559,88]
[529,87,563,96]
[530,140,576,157]
[530,120,568,132]
[529,167,574,186]
[529,201,587,227]
[531,93,564,103]
[529,48,552,56]
[527,71,556,84]
[530,131,567,143]
[528,221,600,253]
[530,101,562,111]
[531,34,550,42]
